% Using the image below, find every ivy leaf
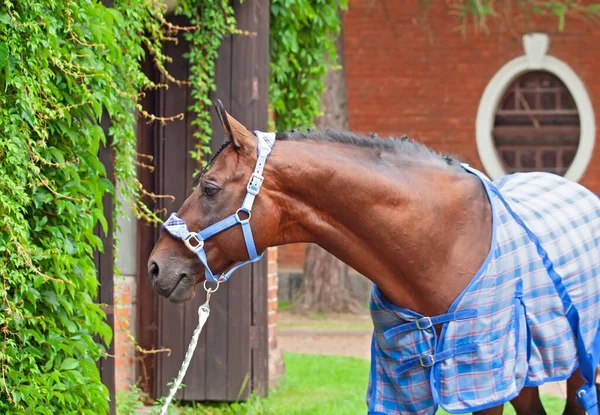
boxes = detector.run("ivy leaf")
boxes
[58,313,78,333]
[0,44,8,69]
[59,358,79,371]
[588,4,600,14]
[91,100,103,121]
[96,321,113,346]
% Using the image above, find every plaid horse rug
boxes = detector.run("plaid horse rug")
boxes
[367,165,600,415]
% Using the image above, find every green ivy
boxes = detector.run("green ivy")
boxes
[0,0,201,412]
[173,0,238,165]
[269,0,348,131]
[0,0,344,412]
[421,1,600,34]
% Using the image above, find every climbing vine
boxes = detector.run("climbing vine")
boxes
[420,1,600,34]
[0,0,343,410]
[173,0,238,165]
[0,0,237,413]
[269,0,348,131]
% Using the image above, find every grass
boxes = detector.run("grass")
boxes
[175,353,566,415]
[277,301,292,311]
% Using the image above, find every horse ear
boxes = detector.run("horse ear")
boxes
[214,100,255,152]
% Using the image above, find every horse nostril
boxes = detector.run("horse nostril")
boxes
[148,260,160,286]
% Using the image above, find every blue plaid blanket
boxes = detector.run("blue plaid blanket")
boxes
[367,166,600,414]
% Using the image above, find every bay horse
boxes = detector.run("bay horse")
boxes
[148,102,600,415]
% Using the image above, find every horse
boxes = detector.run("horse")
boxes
[148,101,600,415]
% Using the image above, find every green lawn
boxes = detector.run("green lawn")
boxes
[173,352,566,415]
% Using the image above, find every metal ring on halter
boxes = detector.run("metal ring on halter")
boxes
[235,208,252,224]
[204,279,221,293]
[184,232,204,252]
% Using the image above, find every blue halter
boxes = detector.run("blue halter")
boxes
[162,131,275,283]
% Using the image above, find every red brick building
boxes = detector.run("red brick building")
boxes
[279,1,600,274]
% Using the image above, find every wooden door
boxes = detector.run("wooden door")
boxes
[136,0,270,402]
[95,118,116,415]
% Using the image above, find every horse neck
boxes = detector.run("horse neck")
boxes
[265,140,492,315]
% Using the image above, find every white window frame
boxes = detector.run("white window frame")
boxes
[475,33,595,182]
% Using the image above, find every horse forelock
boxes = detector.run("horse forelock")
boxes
[191,140,232,188]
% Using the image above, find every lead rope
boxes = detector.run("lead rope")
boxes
[159,281,220,415]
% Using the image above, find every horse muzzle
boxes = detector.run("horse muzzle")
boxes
[148,257,200,303]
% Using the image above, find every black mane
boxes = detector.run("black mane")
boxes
[276,128,460,166]
[192,128,460,187]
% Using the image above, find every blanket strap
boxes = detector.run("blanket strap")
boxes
[395,344,478,375]
[383,309,478,340]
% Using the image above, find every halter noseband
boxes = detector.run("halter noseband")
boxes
[162,131,275,283]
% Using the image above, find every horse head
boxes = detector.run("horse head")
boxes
[147,101,282,303]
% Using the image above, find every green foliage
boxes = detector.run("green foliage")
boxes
[434,1,600,34]
[173,1,238,165]
[116,384,145,415]
[269,0,348,131]
[0,0,341,412]
[0,0,177,412]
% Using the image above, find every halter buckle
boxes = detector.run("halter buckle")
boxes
[235,208,252,224]
[247,173,264,195]
[416,317,433,330]
[419,354,435,368]
[184,232,204,252]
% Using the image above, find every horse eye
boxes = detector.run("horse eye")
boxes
[203,184,220,197]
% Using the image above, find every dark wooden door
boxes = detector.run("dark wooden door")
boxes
[136,0,270,402]
[95,119,116,415]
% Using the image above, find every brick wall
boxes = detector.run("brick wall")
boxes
[342,0,600,193]
[114,276,137,392]
[267,247,284,387]
[113,191,138,392]
[278,243,306,272]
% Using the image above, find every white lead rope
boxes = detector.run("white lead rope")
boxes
[159,281,220,415]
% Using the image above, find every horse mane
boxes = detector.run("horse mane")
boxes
[192,128,461,187]
[276,128,460,167]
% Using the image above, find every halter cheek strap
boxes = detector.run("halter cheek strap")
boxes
[162,131,275,283]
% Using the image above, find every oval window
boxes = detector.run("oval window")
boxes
[493,71,580,176]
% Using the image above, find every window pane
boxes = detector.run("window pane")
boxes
[520,151,536,169]
[541,151,557,168]
[501,150,516,168]
[540,92,556,110]
[560,91,577,110]
[562,150,577,168]
[493,71,580,176]
[501,91,516,110]
[520,92,536,110]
